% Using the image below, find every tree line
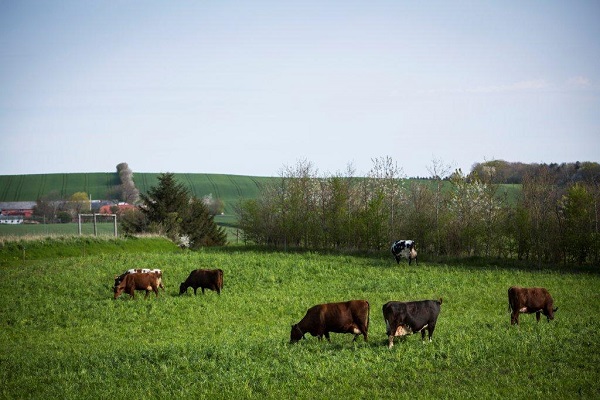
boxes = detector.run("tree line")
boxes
[236,158,600,266]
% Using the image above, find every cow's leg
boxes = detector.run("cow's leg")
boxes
[144,290,150,299]
[202,287,205,295]
[510,311,519,325]
[388,335,394,349]
[324,332,331,342]
[421,329,426,342]
[536,311,541,322]
[415,256,418,266]
[427,324,436,342]
[153,287,159,298]
[193,287,197,295]
[408,257,412,266]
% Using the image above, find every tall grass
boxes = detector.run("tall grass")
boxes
[0,247,598,399]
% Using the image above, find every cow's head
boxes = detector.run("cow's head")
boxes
[546,307,558,321]
[113,284,124,299]
[290,324,304,344]
[179,283,188,295]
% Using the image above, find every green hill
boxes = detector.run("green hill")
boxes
[0,173,275,215]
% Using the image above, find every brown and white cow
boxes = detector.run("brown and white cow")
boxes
[508,286,558,325]
[179,269,223,295]
[114,268,164,291]
[113,272,160,300]
[382,298,442,348]
[290,300,370,343]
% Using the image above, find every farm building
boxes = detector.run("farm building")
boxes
[99,202,136,215]
[0,202,36,224]
[0,202,36,218]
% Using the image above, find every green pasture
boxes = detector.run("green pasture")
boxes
[0,222,118,238]
[0,240,598,399]
[0,221,242,245]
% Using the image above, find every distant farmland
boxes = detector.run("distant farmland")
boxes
[0,172,522,217]
[0,173,274,215]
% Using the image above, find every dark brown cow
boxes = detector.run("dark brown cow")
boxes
[113,272,160,300]
[382,298,442,348]
[290,300,370,343]
[179,269,223,295]
[508,286,558,325]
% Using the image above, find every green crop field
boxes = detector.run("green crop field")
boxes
[0,238,598,399]
[0,173,121,201]
[0,173,274,216]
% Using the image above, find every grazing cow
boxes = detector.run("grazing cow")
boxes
[290,300,370,344]
[391,240,418,265]
[508,286,558,325]
[382,298,442,348]
[114,268,164,290]
[179,269,223,295]
[113,272,160,300]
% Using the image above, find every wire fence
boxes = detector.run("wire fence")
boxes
[0,214,119,238]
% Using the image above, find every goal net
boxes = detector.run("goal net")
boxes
[78,213,118,237]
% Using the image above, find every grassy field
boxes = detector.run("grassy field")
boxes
[0,217,242,243]
[0,239,598,399]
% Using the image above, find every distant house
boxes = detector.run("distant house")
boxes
[0,216,24,224]
[0,202,36,224]
[99,202,137,215]
[0,202,36,218]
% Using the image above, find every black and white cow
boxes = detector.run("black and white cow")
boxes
[391,240,417,265]
[382,298,442,348]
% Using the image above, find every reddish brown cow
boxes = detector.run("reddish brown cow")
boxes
[179,269,223,295]
[113,268,164,291]
[290,300,370,343]
[508,286,558,325]
[113,272,160,300]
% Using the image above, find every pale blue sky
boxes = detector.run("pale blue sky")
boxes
[1,1,599,177]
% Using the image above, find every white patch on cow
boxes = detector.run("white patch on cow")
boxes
[126,268,151,274]
[353,327,361,335]
[519,307,528,312]
[394,325,412,336]
[417,324,428,332]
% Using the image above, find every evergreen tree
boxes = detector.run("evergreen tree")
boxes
[182,197,227,248]
[139,173,189,239]
[133,172,226,247]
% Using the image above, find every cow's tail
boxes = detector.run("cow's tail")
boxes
[438,297,443,305]
[366,300,370,332]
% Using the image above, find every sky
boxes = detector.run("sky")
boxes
[1,0,599,178]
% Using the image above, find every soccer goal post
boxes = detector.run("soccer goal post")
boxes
[78,213,118,237]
